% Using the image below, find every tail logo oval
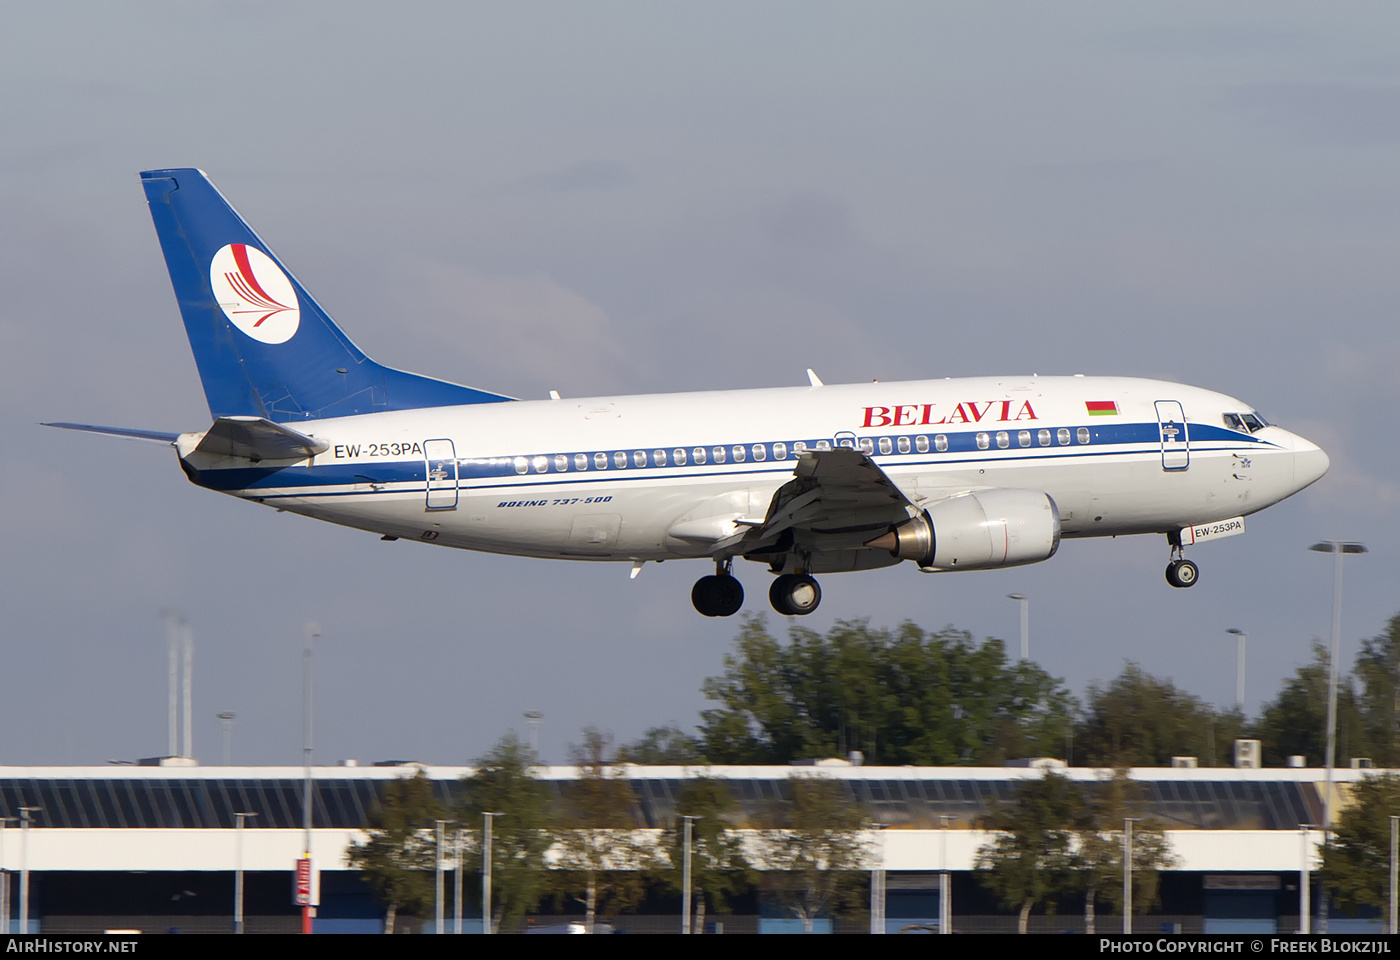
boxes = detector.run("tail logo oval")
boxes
[209,243,300,344]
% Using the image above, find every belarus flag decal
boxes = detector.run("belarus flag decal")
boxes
[1085,401,1118,416]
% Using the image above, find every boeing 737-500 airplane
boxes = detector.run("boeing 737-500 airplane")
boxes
[48,169,1329,617]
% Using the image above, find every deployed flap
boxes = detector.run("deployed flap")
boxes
[714,448,921,554]
[193,416,329,461]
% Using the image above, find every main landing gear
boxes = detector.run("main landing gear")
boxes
[692,560,744,617]
[770,574,822,616]
[691,562,825,617]
[1165,536,1199,588]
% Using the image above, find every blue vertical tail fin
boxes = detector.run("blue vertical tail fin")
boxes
[140,168,513,422]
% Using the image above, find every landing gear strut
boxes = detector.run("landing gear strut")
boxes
[769,574,822,616]
[1165,536,1199,588]
[692,559,744,617]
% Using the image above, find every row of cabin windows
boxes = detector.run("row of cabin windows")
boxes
[508,428,1092,475]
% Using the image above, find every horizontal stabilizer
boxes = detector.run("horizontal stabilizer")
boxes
[43,422,179,444]
[193,416,329,461]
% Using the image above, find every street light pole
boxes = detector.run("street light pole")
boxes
[300,622,320,935]
[218,712,236,766]
[1007,594,1029,661]
[1226,629,1247,712]
[1122,818,1139,934]
[1309,540,1367,934]
[682,815,701,934]
[1391,816,1398,934]
[0,817,14,935]
[481,812,501,934]
[18,808,39,936]
[234,811,257,934]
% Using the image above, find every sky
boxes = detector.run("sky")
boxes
[3,2,1399,768]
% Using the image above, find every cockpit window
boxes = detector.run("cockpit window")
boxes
[1224,412,1269,434]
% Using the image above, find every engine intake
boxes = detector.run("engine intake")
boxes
[867,489,1060,570]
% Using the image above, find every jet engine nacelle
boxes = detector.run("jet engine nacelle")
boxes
[868,489,1061,570]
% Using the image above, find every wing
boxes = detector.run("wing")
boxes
[711,447,925,570]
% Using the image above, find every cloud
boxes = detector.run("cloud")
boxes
[504,160,640,195]
[1221,83,1400,147]
[392,260,626,396]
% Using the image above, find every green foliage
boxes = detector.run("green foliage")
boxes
[1255,643,1369,767]
[976,771,1083,933]
[1355,615,1400,768]
[1323,773,1400,915]
[757,776,870,934]
[460,733,553,933]
[700,616,1076,765]
[1075,772,1177,932]
[1076,663,1245,767]
[621,725,705,765]
[551,728,655,932]
[659,777,754,927]
[345,769,444,933]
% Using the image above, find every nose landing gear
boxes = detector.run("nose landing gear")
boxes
[1165,535,1199,588]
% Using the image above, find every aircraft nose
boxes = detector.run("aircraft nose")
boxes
[1291,433,1329,490]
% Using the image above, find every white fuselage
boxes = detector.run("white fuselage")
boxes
[178,375,1327,569]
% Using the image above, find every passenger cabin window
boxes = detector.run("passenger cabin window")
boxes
[574,453,589,471]
[613,451,627,469]
[653,449,667,466]
[1077,427,1090,444]
[752,444,767,461]
[634,450,647,468]
[933,434,947,452]
[594,452,609,469]
[859,437,874,454]
[555,454,569,472]
[1018,430,1031,448]
[1057,428,1070,445]
[976,432,990,450]
[1038,429,1051,446]
[532,456,548,473]
[514,456,529,475]
[878,437,893,455]
[732,444,745,463]
[692,447,706,465]
[916,435,930,453]
[897,436,911,454]
[996,431,1009,449]
[713,446,727,464]
[672,448,686,465]
[773,442,787,459]
[816,440,832,451]
[793,441,808,454]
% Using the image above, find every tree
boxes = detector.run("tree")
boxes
[976,771,1081,934]
[1075,663,1245,767]
[659,776,753,933]
[700,617,1076,765]
[1075,772,1177,933]
[1354,615,1400,768]
[621,725,705,765]
[552,728,655,933]
[1256,643,1370,767]
[346,769,444,934]
[1322,773,1400,922]
[460,733,553,933]
[757,776,870,934]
